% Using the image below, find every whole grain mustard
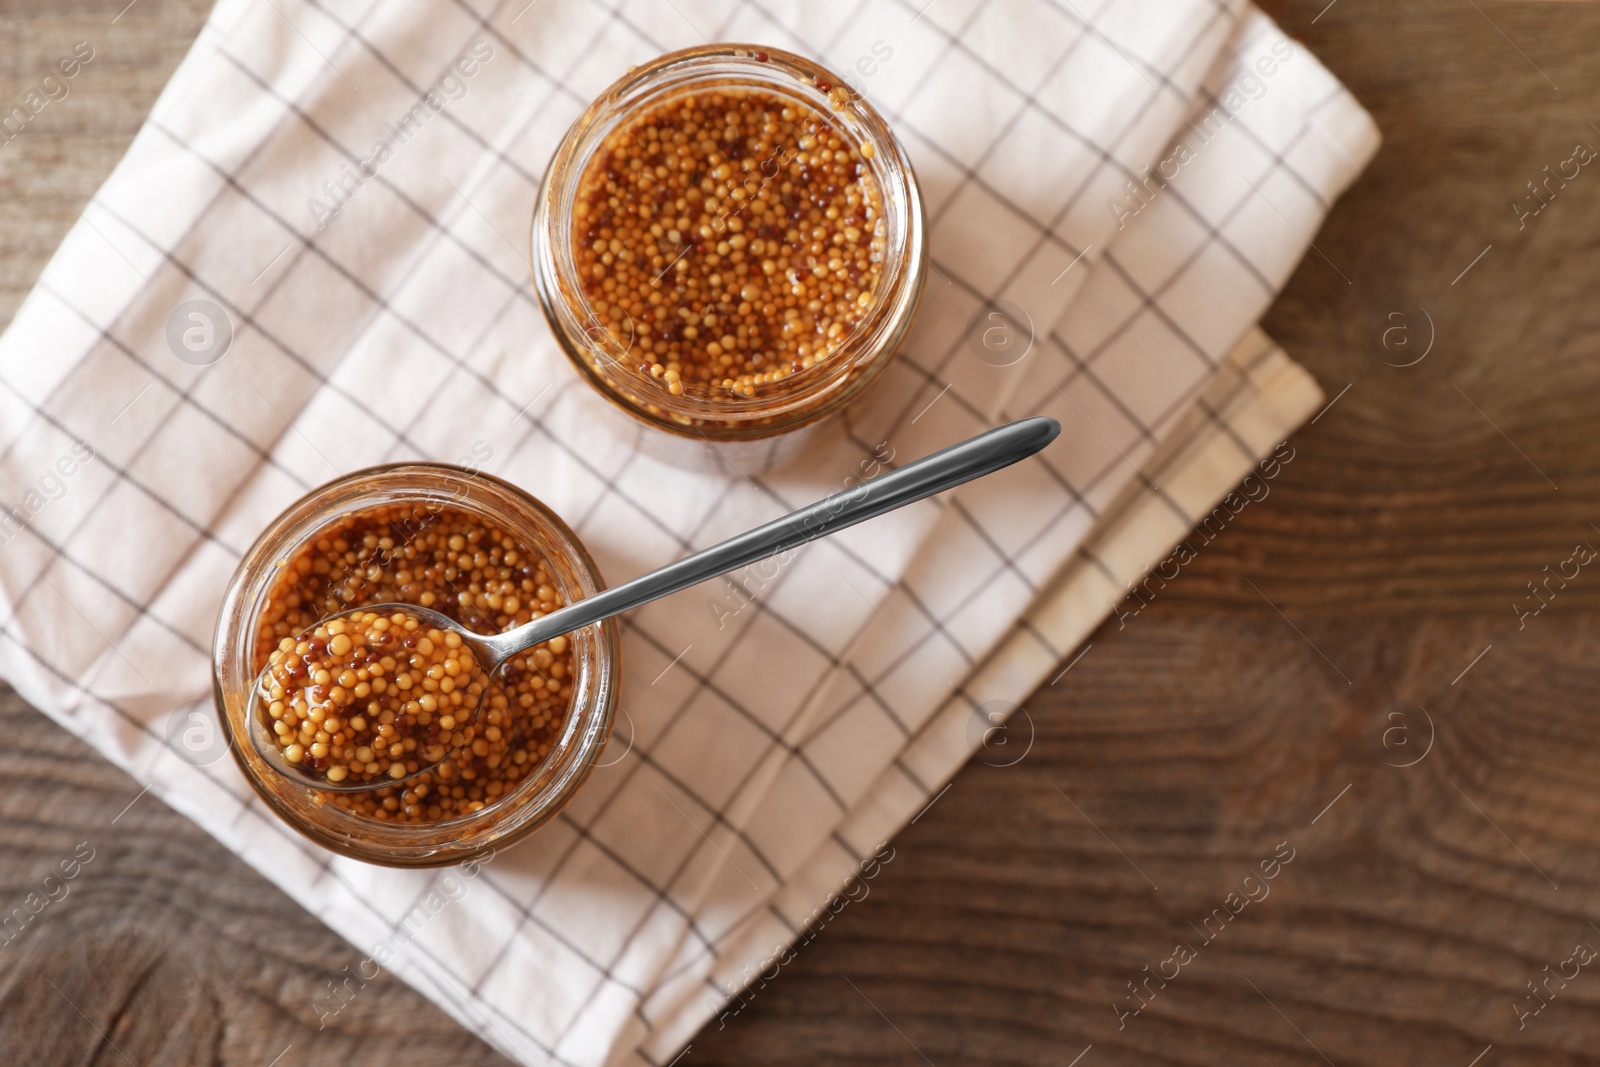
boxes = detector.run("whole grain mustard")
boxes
[252,504,574,823]
[572,85,887,401]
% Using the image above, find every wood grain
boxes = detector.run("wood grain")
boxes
[6,0,1600,1065]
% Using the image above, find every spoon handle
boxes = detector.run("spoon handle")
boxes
[486,416,1060,660]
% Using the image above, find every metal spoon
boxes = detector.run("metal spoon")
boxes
[246,416,1061,792]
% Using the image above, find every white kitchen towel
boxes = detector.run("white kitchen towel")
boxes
[0,0,1377,1064]
[675,325,1324,1060]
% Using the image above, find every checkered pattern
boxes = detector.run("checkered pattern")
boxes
[0,0,1376,1063]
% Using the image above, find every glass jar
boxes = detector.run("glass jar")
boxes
[531,43,927,451]
[211,464,620,868]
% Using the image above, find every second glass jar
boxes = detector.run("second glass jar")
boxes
[532,44,927,446]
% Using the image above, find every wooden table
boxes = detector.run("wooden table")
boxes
[6,1,1600,1063]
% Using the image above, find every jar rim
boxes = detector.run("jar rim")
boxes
[532,43,927,440]
[210,463,620,868]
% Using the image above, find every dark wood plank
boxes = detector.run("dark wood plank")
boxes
[1196,0,1600,616]
[6,0,1600,1065]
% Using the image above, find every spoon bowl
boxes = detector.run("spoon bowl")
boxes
[246,602,517,794]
